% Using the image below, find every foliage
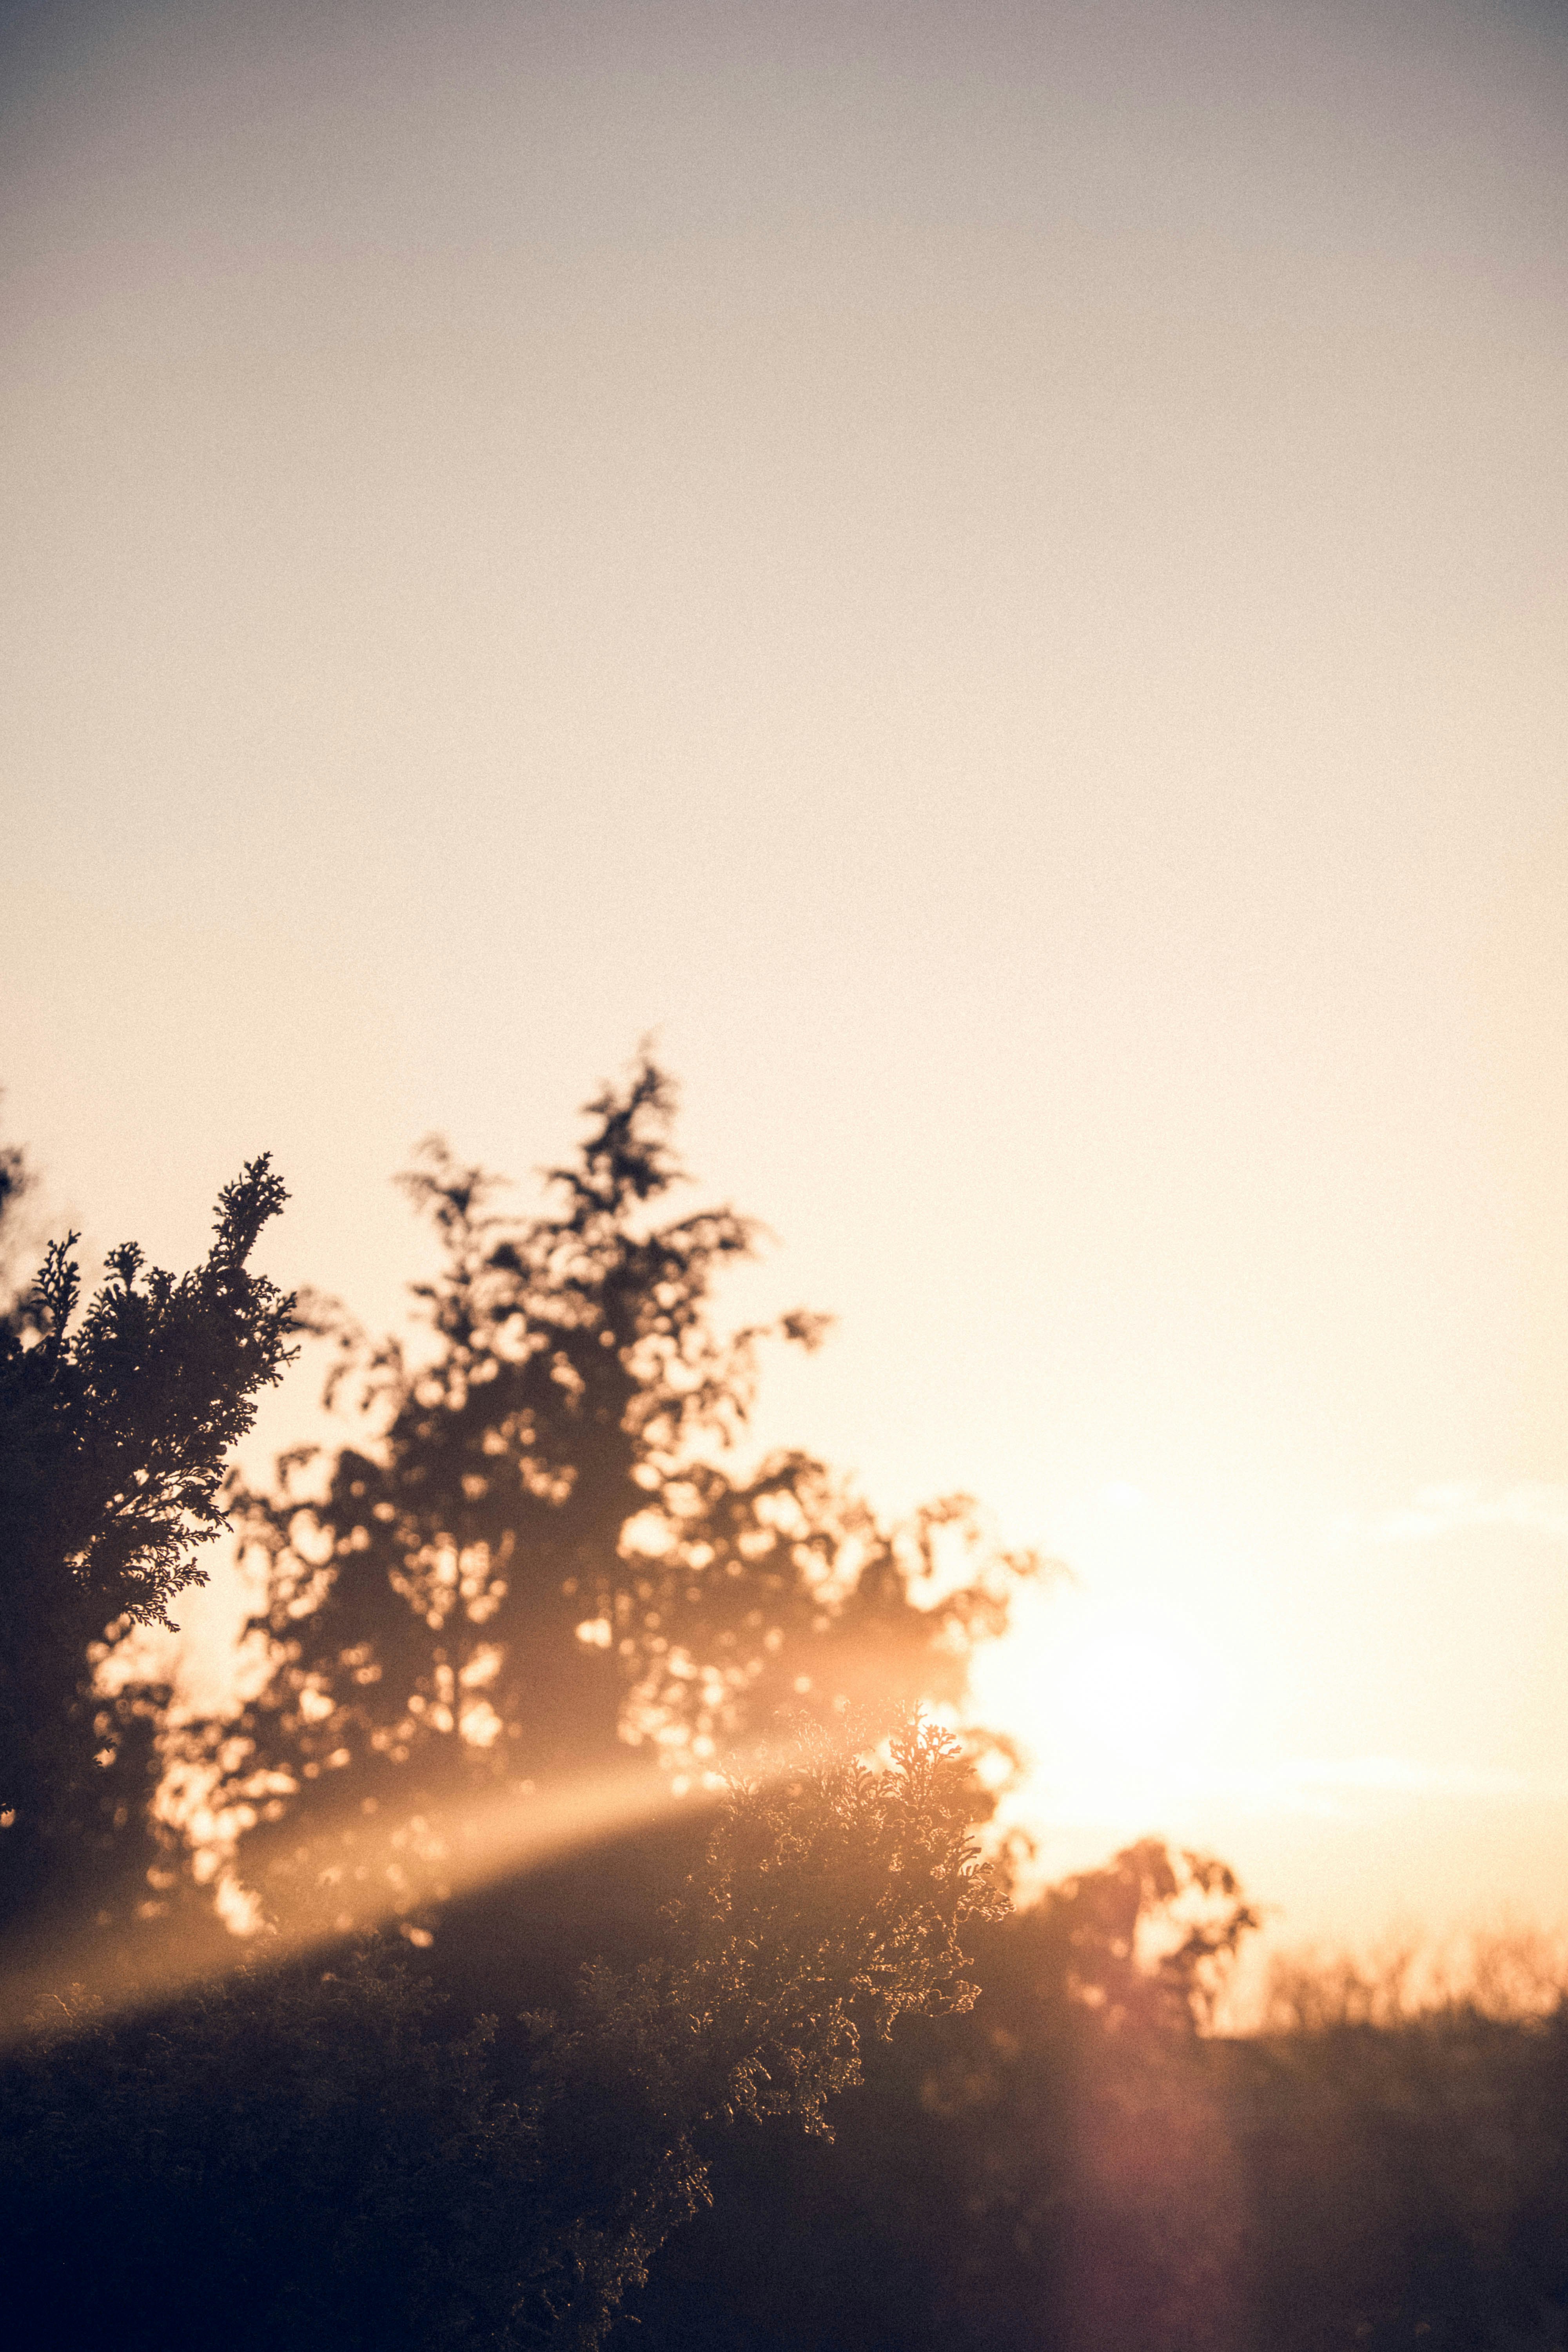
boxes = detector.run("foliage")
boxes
[2,1950,539,2352]
[0,1160,294,1941]
[200,1059,1038,1931]
[633,1891,1568,2352]
[630,1837,1261,2352]
[1039,1836,1259,2035]
[1,1720,1001,2352]
[1234,1970,1568,2352]
[0,1095,1013,2350]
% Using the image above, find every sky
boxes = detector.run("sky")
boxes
[3,0,1567,1955]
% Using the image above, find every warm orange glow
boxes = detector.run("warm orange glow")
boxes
[0,1765,709,2049]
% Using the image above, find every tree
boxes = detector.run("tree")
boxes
[0,1158,295,1951]
[2,1719,1002,2352]
[630,1839,1261,2352]
[197,1060,1039,1936]
[0,1104,1013,2350]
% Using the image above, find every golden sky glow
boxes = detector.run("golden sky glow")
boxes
[3,0,1567,1952]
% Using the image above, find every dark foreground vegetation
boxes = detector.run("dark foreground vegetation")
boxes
[2,1072,1565,2350]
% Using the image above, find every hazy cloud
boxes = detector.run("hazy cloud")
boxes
[1333,1483,1568,1549]
[1279,1757,1554,1799]
[1027,1755,1568,1837]
[1217,1756,1568,1822]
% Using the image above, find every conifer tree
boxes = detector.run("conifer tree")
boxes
[205,1060,1038,1933]
[0,1158,294,1947]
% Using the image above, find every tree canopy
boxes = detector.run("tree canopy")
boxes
[197,1059,1040,1937]
[0,1158,294,1944]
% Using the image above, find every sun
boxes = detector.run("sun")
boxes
[1054,1620,1205,1771]
[971,1578,1234,1830]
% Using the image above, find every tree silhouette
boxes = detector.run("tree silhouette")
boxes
[630,1838,1262,2352]
[0,1158,294,1949]
[200,1060,1038,1933]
